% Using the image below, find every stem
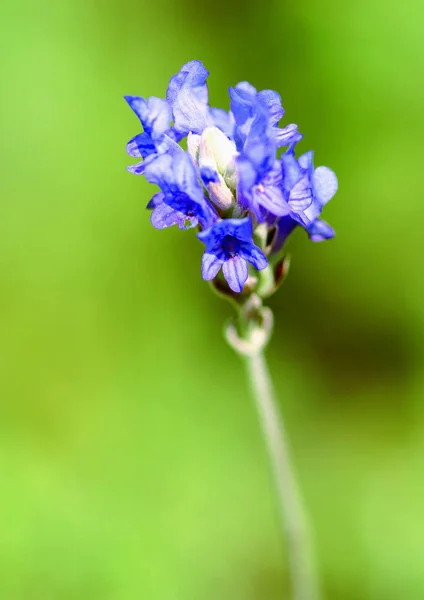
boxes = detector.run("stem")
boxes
[244,352,321,600]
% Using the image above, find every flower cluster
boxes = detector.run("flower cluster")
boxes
[125,61,337,294]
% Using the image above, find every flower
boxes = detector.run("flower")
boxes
[166,60,212,136]
[273,151,338,247]
[124,95,173,175]
[145,151,217,230]
[124,60,338,293]
[198,218,268,293]
[230,82,301,221]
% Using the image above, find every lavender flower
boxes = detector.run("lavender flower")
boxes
[125,60,338,294]
[198,218,267,293]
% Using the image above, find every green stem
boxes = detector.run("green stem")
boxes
[244,351,321,600]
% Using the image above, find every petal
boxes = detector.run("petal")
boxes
[280,153,302,190]
[201,251,224,281]
[144,97,171,139]
[257,89,285,126]
[312,166,338,205]
[127,160,147,175]
[244,139,275,177]
[172,152,205,203]
[155,134,185,157]
[229,81,257,126]
[273,216,298,252]
[198,217,252,248]
[200,165,219,185]
[289,186,313,212]
[228,216,253,242]
[210,108,235,138]
[237,156,258,190]
[146,192,165,209]
[151,202,183,229]
[144,153,174,190]
[124,95,147,121]
[126,132,156,158]
[222,257,248,293]
[239,242,268,270]
[166,60,211,135]
[306,219,335,242]
[199,201,219,230]
[254,185,290,217]
[298,151,314,176]
[124,96,170,139]
[167,60,209,105]
[274,123,303,148]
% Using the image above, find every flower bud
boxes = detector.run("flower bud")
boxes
[198,127,238,211]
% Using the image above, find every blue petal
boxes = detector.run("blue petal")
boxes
[166,60,211,135]
[257,89,285,126]
[155,134,185,157]
[252,185,290,217]
[239,242,268,270]
[237,156,258,191]
[229,82,258,149]
[222,257,248,293]
[151,201,197,230]
[126,160,147,175]
[210,108,235,138]
[146,192,164,209]
[275,124,303,148]
[126,132,156,158]
[198,217,253,249]
[143,153,174,191]
[244,138,275,177]
[229,82,257,126]
[289,177,313,212]
[201,252,224,281]
[125,95,146,120]
[273,216,298,252]
[298,151,314,177]
[200,165,220,186]
[124,96,171,140]
[172,151,205,204]
[307,219,335,242]
[312,166,338,205]
[281,153,302,191]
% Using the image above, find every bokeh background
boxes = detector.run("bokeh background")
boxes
[1,0,424,598]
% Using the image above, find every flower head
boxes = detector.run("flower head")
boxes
[124,60,338,293]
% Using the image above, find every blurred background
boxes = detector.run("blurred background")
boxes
[1,0,424,598]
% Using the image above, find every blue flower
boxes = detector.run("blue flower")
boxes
[231,83,301,221]
[230,82,302,152]
[198,217,268,292]
[144,150,217,230]
[166,60,212,136]
[280,151,338,227]
[125,95,174,174]
[237,151,290,221]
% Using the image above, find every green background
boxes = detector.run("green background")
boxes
[1,0,424,598]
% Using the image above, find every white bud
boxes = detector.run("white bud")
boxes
[197,127,238,210]
[199,126,237,175]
